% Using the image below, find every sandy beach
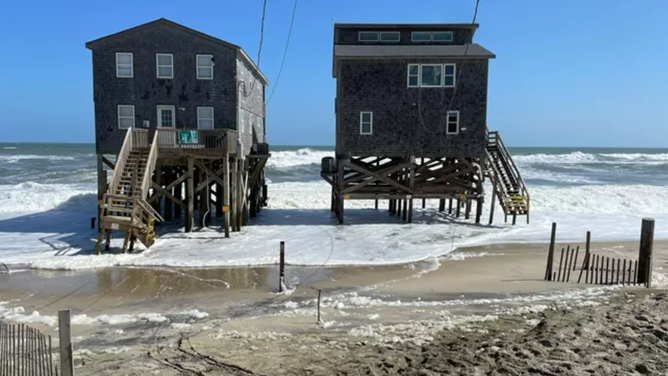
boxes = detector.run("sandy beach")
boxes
[1,239,666,374]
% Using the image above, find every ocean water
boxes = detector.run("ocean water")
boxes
[1,142,668,269]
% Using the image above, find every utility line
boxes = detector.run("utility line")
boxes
[267,0,299,104]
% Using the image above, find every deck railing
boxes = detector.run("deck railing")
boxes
[156,128,237,154]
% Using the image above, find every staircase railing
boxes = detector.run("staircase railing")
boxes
[141,131,160,199]
[485,128,530,213]
[108,128,134,197]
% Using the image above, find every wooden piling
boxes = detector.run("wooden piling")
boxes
[279,241,285,293]
[164,167,173,222]
[456,199,461,218]
[186,157,194,233]
[230,158,237,232]
[223,153,230,237]
[489,178,497,225]
[58,310,73,376]
[448,198,453,215]
[475,197,483,224]
[638,218,654,287]
[174,168,182,219]
[438,199,445,212]
[464,199,471,220]
[316,289,322,323]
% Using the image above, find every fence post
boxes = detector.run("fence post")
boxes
[279,241,285,293]
[637,218,654,287]
[545,222,557,281]
[58,310,73,376]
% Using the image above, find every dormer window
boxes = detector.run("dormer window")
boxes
[379,32,400,42]
[411,32,431,42]
[433,32,453,42]
[359,32,379,42]
[156,54,174,79]
[412,31,454,42]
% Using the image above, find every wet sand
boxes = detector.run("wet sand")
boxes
[1,240,666,375]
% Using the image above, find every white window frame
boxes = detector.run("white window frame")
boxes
[379,32,400,42]
[115,52,133,78]
[196,54,214,80]
[197,107,214,129]
[407,64,420,88]
[156,105,176,128]
[117,105,135,129]
[446,111,459,135]
[411,31,432,42]
[358,31,379,42]
[156,53,174,79]
[420,64,443,88]
[433,31,454,42]
[443,63,457,87]
[360,111,373,135]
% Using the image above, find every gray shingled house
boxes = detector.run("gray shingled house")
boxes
[86,18,270,253]
[322,23,529,224]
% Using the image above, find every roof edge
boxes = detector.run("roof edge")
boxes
[334,23,479,30]
[85,18,268,85]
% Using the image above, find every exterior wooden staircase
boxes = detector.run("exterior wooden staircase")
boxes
[485,129,530,224]
[96,129,164,254]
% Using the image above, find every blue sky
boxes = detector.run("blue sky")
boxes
[0,0,666,147]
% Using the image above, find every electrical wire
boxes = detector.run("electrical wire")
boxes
[417,0,482,134]
[267,0,299,104]
[241,0,269,97]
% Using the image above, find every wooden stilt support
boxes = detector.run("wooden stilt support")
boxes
[186,156,194,233]
[475,197,483,224]
[465,199,471,220]
[223,153,230,237]
[198,166,205,227]
[216,181,223,218]
[439,199,445,212]
[230,157,237,232]
[456,199,461,218]
[448,199,453,215]
[638,218,655,287]
[105,230,111,251]
[337,160,345,224]
[174,168,182,220]
[164,167,173,222]
[489,178,497,225]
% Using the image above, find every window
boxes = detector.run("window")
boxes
[407,64,420,87]
[116,53,133,78]
[380,32,400,42]
[446,111,459,135]
[157,105,175,128]
[117,105,135,129]
[360,111,373,135]
[411,32,431,42]
[156,54,173,79]
[421,64,442,87]
[359,32,379,42]
[197,107,214,129]
[444,64,456,87]
[433,31,454,42]
[197,54,214,79]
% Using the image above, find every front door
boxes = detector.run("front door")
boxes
[157,105,175,128]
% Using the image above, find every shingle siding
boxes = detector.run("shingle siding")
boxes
[90,22,267,155]
[236,56,265,156]
[336,59,488,158]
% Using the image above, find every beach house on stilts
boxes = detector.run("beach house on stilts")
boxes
[86,18,270,254]
[322,23,529,225]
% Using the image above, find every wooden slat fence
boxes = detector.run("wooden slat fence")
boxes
[543,220,654,287]
[0,320,55,376]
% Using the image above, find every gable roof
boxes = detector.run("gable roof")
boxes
[86,18,268,85]
[333,44,495,77]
